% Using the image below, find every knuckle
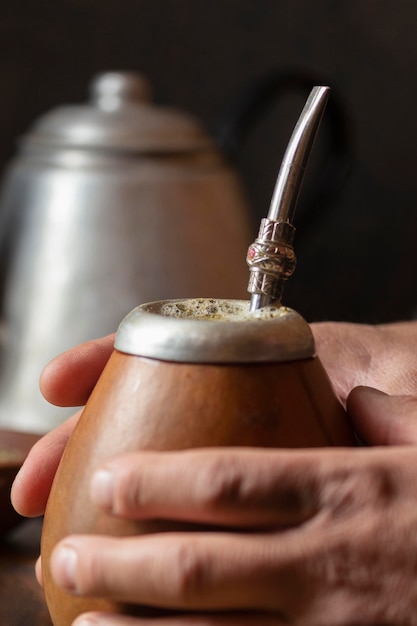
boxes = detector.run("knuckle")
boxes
[77,547,109,595]
[321,463,397,516]
[114,465,143,515]
[195,456,248,511]
[169,541,208,602]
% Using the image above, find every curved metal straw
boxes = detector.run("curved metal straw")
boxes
[247,86,330,311]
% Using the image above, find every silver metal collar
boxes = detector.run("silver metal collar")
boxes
[115,298,315,363]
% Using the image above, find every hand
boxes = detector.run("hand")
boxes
[312,320,417,404]
[42,388,417,625]
[12,320,417,516]
[11,321,417,625]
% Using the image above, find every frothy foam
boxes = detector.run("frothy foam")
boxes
[159,298,288,321]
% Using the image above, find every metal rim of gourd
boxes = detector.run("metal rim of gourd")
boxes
[114,298,315,364]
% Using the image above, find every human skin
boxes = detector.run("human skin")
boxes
[11,321,417,625]
[312,320,417,405]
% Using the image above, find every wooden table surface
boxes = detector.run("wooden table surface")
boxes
[0,517,52,625]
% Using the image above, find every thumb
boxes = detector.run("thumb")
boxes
[347,386,417,445]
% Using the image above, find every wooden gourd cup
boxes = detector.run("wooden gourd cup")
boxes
[41,298,355,625]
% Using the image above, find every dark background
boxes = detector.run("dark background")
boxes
[1,0,417,324]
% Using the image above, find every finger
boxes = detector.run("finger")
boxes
[90,448,321,528]
[36,556,43,587]
[50,533,297,613]
[347,386,417,445]
[90,447,417,529]
[40,334,115,407]
[11,411,80,516]
[73,610,284,626]
[73,607,286,626]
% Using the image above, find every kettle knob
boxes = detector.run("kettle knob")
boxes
[90,72,153,110]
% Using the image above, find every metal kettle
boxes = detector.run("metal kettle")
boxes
[0,71,252,434]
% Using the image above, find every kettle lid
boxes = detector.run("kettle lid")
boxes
[24,72,215,153]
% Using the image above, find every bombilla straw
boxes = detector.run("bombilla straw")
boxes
[247,86,330,312]
[268,86,330,223]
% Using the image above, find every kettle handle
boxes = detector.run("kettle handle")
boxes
[215,69,353,243]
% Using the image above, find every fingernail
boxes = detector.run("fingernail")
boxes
[52,545,78,591]
[91,469,114,510]
[357,386,388,396]
[35,555,43,587]
[73,618,98,626]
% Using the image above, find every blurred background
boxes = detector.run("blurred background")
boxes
[1,0,416,324]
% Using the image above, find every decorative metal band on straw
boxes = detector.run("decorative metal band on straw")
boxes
[247,219,296,304]
[247,86,330,311]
